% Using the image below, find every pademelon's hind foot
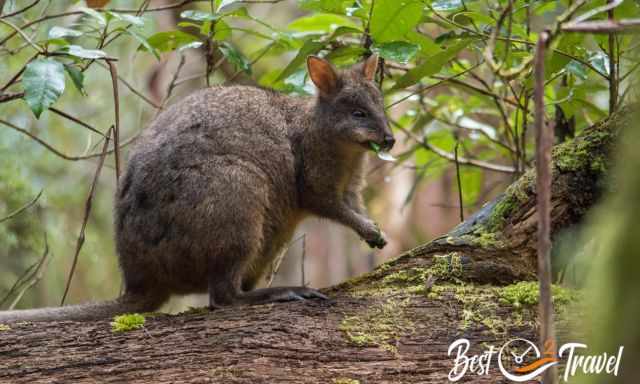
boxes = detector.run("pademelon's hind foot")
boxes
[208,286,329,309]
[241,286,328,304]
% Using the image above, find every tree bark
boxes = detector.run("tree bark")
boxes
[0,110,627,383]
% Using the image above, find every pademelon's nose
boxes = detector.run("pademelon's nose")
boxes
[383,135,396,150]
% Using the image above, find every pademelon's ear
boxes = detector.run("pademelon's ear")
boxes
[307,56,339,96]
[362,54,379,81]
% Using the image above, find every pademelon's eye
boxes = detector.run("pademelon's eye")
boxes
[352,109,367,118]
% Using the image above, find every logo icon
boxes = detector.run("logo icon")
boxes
[498,338,559,382]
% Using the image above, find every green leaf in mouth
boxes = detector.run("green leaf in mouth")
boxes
[369,142,397,162]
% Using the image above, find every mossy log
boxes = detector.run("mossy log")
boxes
[0,110,627,383]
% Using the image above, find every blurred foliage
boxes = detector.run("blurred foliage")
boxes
[578,105,640,383]
[0,0,638,308]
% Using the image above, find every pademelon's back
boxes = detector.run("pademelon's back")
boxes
[114,86,299,294]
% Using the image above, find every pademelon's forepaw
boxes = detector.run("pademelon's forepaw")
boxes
[365,227,387,249]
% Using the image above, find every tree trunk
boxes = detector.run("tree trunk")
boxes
[0,110,626,383]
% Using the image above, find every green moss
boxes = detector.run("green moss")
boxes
[469,230,506,248]
[0,324,10,331]
[483,124,611,232]
[498,281,577,309]
[339,297,414,351]
[429,253,464,280]
[382,267,427,286]
[449,284,505,333]
[111,313,146,333]
[485,170,535,232]
[333,379,360,384]
[380,253,464,290]
[553,129,611,173]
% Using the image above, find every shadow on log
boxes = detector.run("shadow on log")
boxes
[0,109,628,383]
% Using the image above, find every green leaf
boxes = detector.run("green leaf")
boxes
[63,45,107,59]
[145,30,200,52]
[128,29,160,60]
[218,0,241,10]
[22,59,65,118]
[48,26,82,39]
[370,0,423,43]
[328,26,362,40]
[346,4,369,19]
[45,38,70,47]
[589,51,610,76]
[325,45,367,65]
[181,10,218,21]
[545,52,570,77]
[79,7,106,26]
[107,12,145,26]
[218,42,251,74]
[299,0,352,14]
[371,41,419,64]
[452,11,494,25]
[213,19,232,40]
[178,41,204,52]
[288,13,358,33]
[566,60,587,80]
[391,39,472,90]
[276,40,325,82]
[64,64,86,96]
[223,6,249,18]
[432,0,463,11]
[405,30,441,56]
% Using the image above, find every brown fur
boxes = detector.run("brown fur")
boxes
[0,55,394,322]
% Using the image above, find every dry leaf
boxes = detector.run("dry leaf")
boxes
[86,0,110,8]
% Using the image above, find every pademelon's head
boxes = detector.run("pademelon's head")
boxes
[307,54,395,152]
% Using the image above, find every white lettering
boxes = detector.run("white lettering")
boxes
[448,339,470,382]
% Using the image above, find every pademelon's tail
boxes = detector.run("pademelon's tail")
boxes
[0,292,166,323]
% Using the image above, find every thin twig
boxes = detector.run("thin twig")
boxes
[385,63,481,109]
[433,76,522,108]
[160,53,187,110]
[9,234,50,310]
[483,0,514,74]
[0,190,42,224]
[49,107,105,137]
[562,18,640,33]
[1,54,35,91]
[428,2,608,80]
[107,60,121,180]
[608,1,618,114]
[60,127,112,306]
[361,0,375,49]
[174,72,207,87]
[0,0,39,19]
[95,61,161,110]
[0,18,44,53]
[0,261,38,308]
[454,140,464,222]
[433,115,516,153]
[0,91,24,103]
[0,118,138,161]
[392,120,517,174]
[572,0,623,24]
[0,118,90,161]
[534,31,558,384]
[620,59,640,82]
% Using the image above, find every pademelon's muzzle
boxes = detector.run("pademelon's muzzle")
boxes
[382,134,396,150]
